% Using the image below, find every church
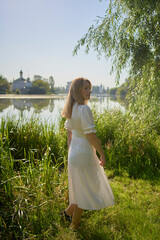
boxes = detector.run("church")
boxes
[12,70,32,94]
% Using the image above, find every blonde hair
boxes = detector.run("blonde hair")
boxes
[61,77,91,119]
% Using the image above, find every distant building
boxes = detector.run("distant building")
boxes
[12,70,32,94]
[92,84,106,94]
[66,81,72,93]
[99,84,103,94]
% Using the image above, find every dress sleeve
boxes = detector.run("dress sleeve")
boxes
[64,119,72,132]
[80,105,97,134]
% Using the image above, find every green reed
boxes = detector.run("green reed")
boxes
[0,114,67,168]
[0,109,159,177]
[1,144,68,239]
[93,109,160,179]
[1,147,159,239]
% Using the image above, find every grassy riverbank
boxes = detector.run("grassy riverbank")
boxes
[0,110,160,239]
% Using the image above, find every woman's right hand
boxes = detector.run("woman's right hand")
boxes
[86,133,106,166]
[100,155,106,166]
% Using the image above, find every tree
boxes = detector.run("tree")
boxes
[73,0,160,112]
[116,78,131,97]
[33,75,43,81]
[109,87,118,95]
[30,79,50,94]
[0,75,11,93]
[54,86,66,94]
[15,88,21,94]
[49,76,55,93]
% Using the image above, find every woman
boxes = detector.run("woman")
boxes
[61,77,114,229]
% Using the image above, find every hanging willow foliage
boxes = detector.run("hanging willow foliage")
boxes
[73,0,160,112]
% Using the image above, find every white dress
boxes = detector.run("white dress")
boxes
[65,102,115,210]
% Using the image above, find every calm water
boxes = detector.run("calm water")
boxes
[0,95,125,129]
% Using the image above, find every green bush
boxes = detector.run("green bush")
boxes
[15,88,21,94]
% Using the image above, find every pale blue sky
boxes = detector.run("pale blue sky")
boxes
[1,0,128,88]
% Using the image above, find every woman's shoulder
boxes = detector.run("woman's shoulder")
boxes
[77,104,90,112]
[77,104,92,117]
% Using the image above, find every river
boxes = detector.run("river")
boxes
[0,94,126,129]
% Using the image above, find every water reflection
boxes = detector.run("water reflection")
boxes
[109,95,127,107]
[30,99,50,113]
[0,99,12,112]
[90,95,126,112]
[0,96,126,127]
[12,99,32,111]
[49,98,55,112]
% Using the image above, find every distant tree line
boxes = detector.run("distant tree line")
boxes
[1,72,129,96]
[0,75,55,94]
[109,78,131,97]
[0,74,111,95]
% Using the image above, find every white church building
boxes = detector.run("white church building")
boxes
[12,70,32,94]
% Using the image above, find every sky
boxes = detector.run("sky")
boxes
[1,0,128,88]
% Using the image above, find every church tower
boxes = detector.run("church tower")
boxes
[20,70,23,79]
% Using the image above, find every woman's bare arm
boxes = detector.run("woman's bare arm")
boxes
[67,130,72,149]
[86,132,106,166]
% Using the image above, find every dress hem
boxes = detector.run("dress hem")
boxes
[69,201,115,211]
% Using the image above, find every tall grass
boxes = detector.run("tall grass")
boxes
[0,110,160,239]
[1,109,159,178]
[93,108,160,179]
[1,149,68,239]
[0,114,67,167]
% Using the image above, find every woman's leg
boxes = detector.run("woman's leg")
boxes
[71,204,84,229]
[65,204,75,216]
